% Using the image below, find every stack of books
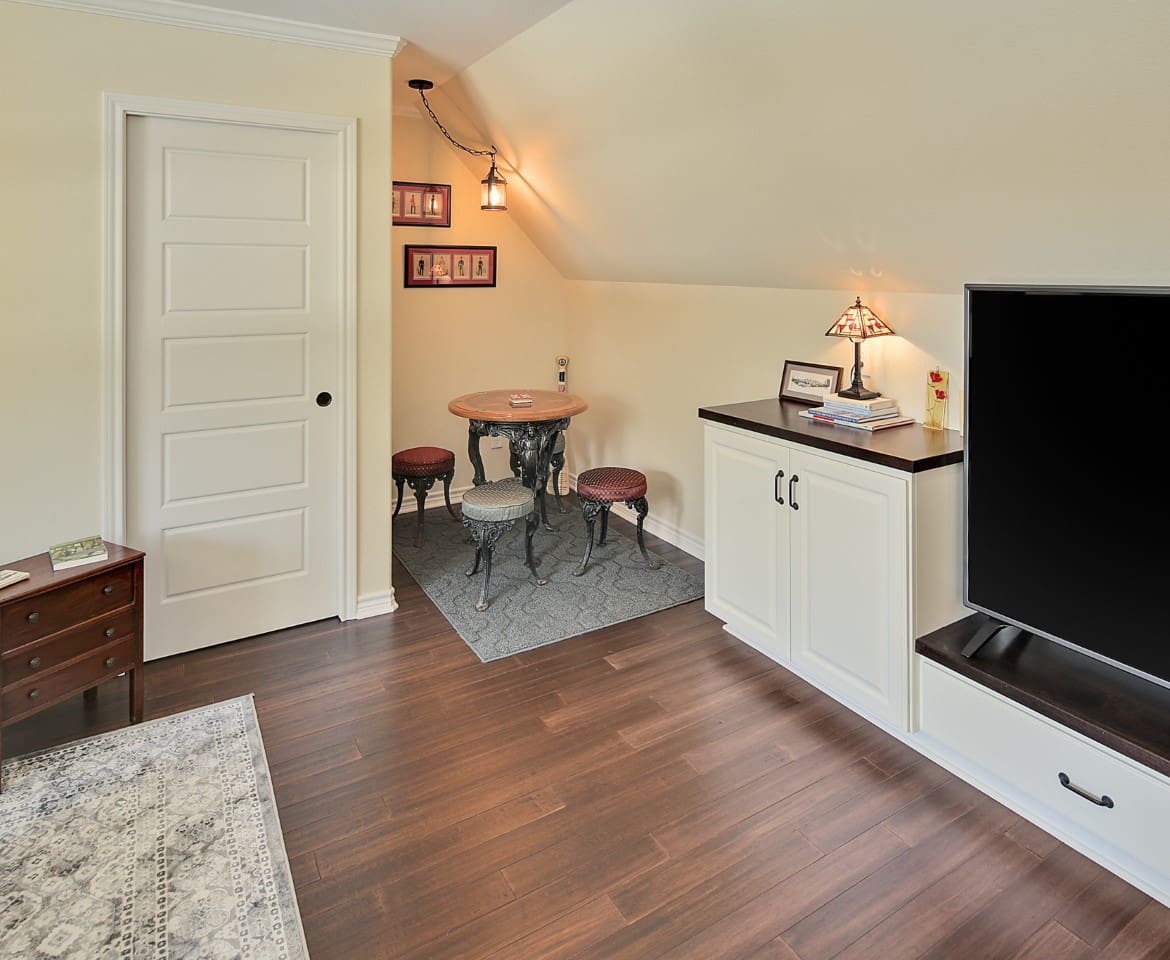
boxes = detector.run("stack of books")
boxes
[800,394,916,432]
[507,393,534,407]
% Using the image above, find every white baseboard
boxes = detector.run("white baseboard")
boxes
[354,588,397,619]
[397,481,475,509]
[566,473,705,561]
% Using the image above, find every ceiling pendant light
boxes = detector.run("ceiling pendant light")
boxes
[409,78,507,212]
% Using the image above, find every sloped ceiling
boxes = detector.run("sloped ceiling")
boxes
[424,0,1170,294]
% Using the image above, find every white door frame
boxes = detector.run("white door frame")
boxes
[102,92,359,621]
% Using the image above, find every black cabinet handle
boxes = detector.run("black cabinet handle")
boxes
[774,469,785,504]
[27,611,40,623]
[105,627,116,638]
[105,657,117,668]
[28,656,42,669]
[28,689,40,701]
[103,585,115,596]
[1058,772,1114,808]
[789,474,800,510]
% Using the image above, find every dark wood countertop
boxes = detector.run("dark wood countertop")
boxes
[917,614,1170,779]
[698,398,964,473]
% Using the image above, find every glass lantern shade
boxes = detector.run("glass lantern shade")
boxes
[480,160,507,211]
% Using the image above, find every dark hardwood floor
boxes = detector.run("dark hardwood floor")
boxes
[7,514,1169,959]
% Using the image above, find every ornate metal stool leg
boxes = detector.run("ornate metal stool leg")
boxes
[573,499,605,576]
[477,543,495,612]
[406,475,436,548]
[465,545,482,576]
[551,450,566,513]
[392,476,405,517]
[630,496,660,569]
[442,470,458,519]
[463,516,510,611]
[524,512,549,586]
[598,503,611,545]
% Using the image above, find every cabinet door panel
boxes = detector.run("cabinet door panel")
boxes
[704,427,790,660]
[790,449,908,726]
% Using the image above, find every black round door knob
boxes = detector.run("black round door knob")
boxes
[316,392,333,407]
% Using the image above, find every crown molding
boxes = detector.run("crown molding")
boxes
[11,0,404,57]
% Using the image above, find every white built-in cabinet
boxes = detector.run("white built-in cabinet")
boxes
[704,420,964,732]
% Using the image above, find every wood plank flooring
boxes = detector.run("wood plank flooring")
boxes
[7,516,1169,960]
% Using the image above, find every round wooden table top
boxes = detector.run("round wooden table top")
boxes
[448,389,588,422]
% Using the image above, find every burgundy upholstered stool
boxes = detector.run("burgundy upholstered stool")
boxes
[573,466,661,575]
[392,446,458,547]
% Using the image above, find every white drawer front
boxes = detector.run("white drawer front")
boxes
[919,660,1170,881]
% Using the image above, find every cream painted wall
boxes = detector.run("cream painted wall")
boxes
[0,3,393,601]
[564,282,963,545]
[391,113,567,492]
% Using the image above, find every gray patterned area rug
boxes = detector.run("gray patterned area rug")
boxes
[0,696,308,960]
[394,505,704,661]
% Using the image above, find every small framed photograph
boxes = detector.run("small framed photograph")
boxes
[779,360,843,405]
[393,181,451,227]
[404,245,496,288]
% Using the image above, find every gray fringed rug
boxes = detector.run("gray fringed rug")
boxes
[0,696,308,960]
[394,505,704,661]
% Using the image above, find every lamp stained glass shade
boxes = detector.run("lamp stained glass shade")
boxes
[825,298,895,340]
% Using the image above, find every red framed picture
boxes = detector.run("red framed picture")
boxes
[404,245,497,288]
[393,181,451,227]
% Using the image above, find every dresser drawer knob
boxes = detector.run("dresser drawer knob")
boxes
[105,627,116,638]
[28,656,42,669]
[104,657,117,668]
[28,689,41,700]
[102,585,115,596]
[27,611,40,623]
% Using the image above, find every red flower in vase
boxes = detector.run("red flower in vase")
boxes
[934,389,948,401]
[929,371,943,383]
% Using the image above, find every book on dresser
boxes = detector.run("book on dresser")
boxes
[47,535,108,571]
[800,409,917,432]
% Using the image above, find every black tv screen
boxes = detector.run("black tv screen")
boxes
[964,285,1169,688]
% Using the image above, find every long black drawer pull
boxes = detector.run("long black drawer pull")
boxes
[789,474,800,510]
[1058,772,1114,808]
[774,469,785,505]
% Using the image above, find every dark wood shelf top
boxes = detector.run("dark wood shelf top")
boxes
[698,398,964,473]
[917,614,1170,779]
[0,541,145,604]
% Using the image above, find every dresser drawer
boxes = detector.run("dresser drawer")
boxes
[919,660,1170,880]
[2,637,136,723]
[2,609,136,686]
[0,566,135,651]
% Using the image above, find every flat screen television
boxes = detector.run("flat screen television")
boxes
[964,284,1169,689]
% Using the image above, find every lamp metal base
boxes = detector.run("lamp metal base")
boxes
[837,385,882,401]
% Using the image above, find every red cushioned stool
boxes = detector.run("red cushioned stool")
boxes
[392,446,458,547]
[573,466,661,575]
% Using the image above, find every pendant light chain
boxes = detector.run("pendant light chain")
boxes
[416,87,497,161]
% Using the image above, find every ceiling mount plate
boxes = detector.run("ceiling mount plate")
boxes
[407,78,435,91]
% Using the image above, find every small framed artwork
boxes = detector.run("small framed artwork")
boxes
[404,245,497,288]
[392,181,451,227]
[779,360,844,405]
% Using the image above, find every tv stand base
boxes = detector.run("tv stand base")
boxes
[961,619,1025,658]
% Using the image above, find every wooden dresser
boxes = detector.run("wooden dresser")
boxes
[0,542,144,789]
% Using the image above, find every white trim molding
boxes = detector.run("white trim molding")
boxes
[12,0,403,57]
[356,589,398,619]
[101,92,362,625]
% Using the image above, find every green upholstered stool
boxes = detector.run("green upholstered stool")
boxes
[392,446,458,547]
[461,479,548,611]
[509,429,568,521]
[573,466,661,576]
